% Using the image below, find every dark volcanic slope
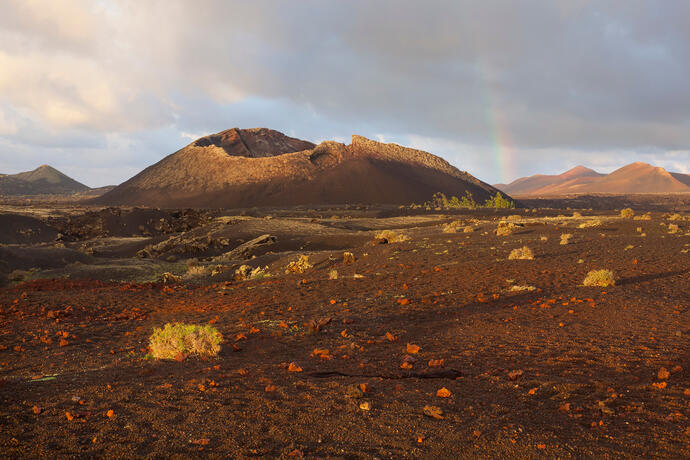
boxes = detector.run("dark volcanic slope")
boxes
[670,172,690,187]
[95,128,504,208]
[0,165,89,195]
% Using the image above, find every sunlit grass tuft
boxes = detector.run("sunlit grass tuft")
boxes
[149,323,222,360]
[583,269,615,287]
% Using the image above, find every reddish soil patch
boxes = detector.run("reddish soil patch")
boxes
[0,213,688,458]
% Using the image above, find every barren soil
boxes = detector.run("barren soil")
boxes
[0,205,688,458]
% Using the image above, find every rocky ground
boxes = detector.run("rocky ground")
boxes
[0,204,688,458]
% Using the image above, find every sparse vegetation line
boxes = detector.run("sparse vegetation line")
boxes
[423,191,515,210]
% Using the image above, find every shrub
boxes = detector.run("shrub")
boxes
[668,213,682,221]
[211,265,231,276]
[442,220,463,233]
[510,285,536,292]
[459,192,478,209]
[496,226,512,236]
[343,252,356,264]
[186,265,206,277]
[463,226,475,233]
[572,211,582,218]
[426,191,477,209]
[620,208,634,218]
[160,272,181,283]
[328,269,339,280]
[186,258,200,268]
[578,219,601,228]
[633,213,652,220]
[540,236,548,241]
[583,269,615,287]
[149,323,222,360]
[668,223,679,234]
[508,246,534,260]
[235,264,269,280]
[484,192,515,209]
[560,233,572,245]
[375,230,409,243]
[496,222,518,236]
[285,254,313,274]
[425,191,513,209]
[9,269,30,282]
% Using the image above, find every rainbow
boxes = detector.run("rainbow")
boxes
[478,63,516,184]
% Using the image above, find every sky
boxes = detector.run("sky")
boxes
[0,0,689,187]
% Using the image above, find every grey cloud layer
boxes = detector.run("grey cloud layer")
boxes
[0,0,688,185]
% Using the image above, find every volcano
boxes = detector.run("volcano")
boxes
[0,165,89,195]
[495,162,690,195]
[95,128,504,208]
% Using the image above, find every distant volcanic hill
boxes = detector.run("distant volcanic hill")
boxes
[0,165,90,195]
[95,127,504,208]
[495,162,690,195]
[494,166,604,196]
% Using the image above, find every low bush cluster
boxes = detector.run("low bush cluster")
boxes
[441,220,463,233]
[374,230,409,243]
[620,208,634,218]
[149,323,222,360]
[583,269,615,287]
[285,255,313,274]
[508,246,534,260]
[425,191,515,210]
[235,265,269,280]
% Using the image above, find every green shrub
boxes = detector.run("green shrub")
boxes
[426,191,477,209]
[484,192,515,209]
[583,269,615,287]
[459,191,478,209]
[425,191,514,209]
[149,323,222,360]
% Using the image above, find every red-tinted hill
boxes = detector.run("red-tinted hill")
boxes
[94,128,504,208]
[494,166,603,195]
[496,162,690,195]
[0,165,90,195]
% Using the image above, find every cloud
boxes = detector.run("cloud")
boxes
[0,0,688,185]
